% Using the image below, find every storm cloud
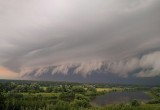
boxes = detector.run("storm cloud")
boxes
[0,0,160,80]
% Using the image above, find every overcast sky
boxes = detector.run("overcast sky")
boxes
[0,0,160,82]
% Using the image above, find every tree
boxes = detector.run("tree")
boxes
[46,86,53,93]
[54,86,64,93]
[29,83,40,93]
[0,84,5,109]
[3,82,17,92]
[72,86,86,94]
[71,94,90,108]
[87,86,96,92]
[15,85,29,92]
[59,92,75,102]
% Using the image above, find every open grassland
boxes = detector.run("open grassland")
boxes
[96,87,124,92]
[96,88,112,92]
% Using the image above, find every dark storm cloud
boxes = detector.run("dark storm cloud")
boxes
[0,0,160,79]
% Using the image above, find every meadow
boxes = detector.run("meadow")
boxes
[0,80,160,110]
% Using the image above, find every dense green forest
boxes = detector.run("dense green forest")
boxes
[0,80,160,110]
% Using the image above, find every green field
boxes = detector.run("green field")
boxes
[0,80,160,110]
[96,87,124,92]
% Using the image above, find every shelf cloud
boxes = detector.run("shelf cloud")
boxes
[20,51,160,79]
[0,0,160,81]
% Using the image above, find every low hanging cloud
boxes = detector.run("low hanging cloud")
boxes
[0,0,160,80]
[106,51,160,77]
[21,51,160,78]
[136,51,160,77]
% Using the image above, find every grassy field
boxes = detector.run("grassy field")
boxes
[21,92,59,97]
[5,92,57,97]
[0,80,160,110]
[96,87,124,92]
[96,88,112,92]
[86,104,160,110]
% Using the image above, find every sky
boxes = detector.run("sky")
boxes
[0,0,160,84]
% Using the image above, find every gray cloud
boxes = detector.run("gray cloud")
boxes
[21,51,160,79]
[0,0,160,79]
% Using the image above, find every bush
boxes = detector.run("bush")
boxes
[71,99,90,108]
[147,98,160,104]
[7,92,24,99]
[59,92,75,102]
[131,99,141,106]
[71,94,90,108]
[72,86,86,94]
[75,94,89,101]
[54,101,70,110]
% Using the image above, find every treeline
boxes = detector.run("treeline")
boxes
[1,81,160,110]
[0,82,97,110]
[147,87,160,104]
[1,82,97,94]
